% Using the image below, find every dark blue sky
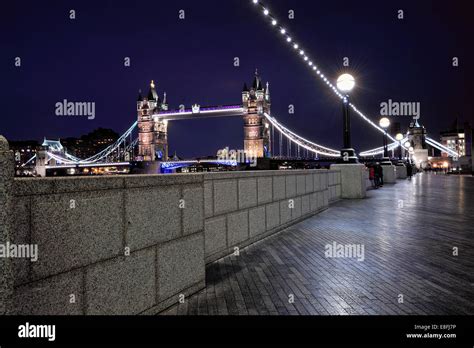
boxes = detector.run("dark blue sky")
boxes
[1,0,472,158]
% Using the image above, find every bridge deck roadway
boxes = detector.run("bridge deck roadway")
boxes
[161,173,474,315]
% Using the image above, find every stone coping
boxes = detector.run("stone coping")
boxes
[13,174,203,196]
[13,169,339,196]
[203,169,337,180]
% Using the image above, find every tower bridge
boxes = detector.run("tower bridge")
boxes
[16,0,461,176]
[136,70,272,161]
[22,71,460,176]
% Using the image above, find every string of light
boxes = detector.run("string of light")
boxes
[82,121,137,163]
[266,114,340,155]
[250,0,399,144]
[425,137,458,157]
[359,138,408,157]
[263,112,340,157]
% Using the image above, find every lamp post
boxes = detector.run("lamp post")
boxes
[395,133,404,160]
[404,141,411,161]
[336,74,357,163]
[379,117,390,160]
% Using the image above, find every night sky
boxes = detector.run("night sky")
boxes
[1,0,473,158]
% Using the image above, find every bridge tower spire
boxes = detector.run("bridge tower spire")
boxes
[137,80,169,161]
[137,84,154,161]
[243,69,271,159]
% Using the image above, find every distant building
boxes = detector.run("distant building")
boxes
[61,128,119,159]
[407,119,427,150]
[440,119,472,158]
[9,140,39,167]
[11,128,120,177]
[406,119,428,168]
[434,119,473,173]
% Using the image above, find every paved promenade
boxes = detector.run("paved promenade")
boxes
[161,173,474,315]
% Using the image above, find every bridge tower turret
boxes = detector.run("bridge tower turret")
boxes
[137,85,155,161]
[35,146,48,177]
[137,80,169,161]
[407,119,429,168]
[263,82,271,156]
[152,81,169,161]
[243,69,271,159]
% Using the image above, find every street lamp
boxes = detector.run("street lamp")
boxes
[336,73,357,163]
[379,117,390,159]
[395,133,404,160]
[404,141,411,162]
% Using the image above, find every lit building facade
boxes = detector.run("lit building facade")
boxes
[242,70,271,159]
[137,81,169,161]
[440,121,471,158]
[137,71,272,162]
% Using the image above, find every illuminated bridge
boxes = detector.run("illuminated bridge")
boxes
[22,1,459,175]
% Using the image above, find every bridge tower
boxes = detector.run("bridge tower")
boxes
[242,70,271,159]
[35,147,48,177]
[137,81,169,161]
[407,119,429,168]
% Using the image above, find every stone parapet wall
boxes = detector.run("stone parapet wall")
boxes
[203,170,341,263]
[1,163,341,315]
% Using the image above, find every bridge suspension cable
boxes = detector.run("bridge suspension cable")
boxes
[20,154,37,167]
[80,121,138,163]
[359,138,408,157]
[425,137,458,157]
[21,2,459,167]
[250,0,398,143]
[359,136,460,158]
[22,121,139,167]
[251,1,462,159]
[263,112,340,157]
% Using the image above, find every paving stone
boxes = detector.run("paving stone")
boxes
[273,176,285,201]
[31,191,123,279]
[227,211,249,246]
[266,202,280,230]
[280,200,291,224]
[313,173,321,191]
[204,217,227,256]
[126,186,180,250]
[86,248,155,315]
[249,206,266,238]
[310,192,318,211]
[305,174,314,193]
[257,177,273,204]
[213,180,238,215]
[161,174,474,316]
[292,197,302,220]
[328,172,335,186]
[10,197,30,286]
[321,174,328,190]
[14,269,83,315]
[182,186,204,235]
[296,175,306,195]
[285,176,297,198]
[157,234,205,302]
[238,178,257,209]
[301,194,310,215]
[204,181,213,218]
